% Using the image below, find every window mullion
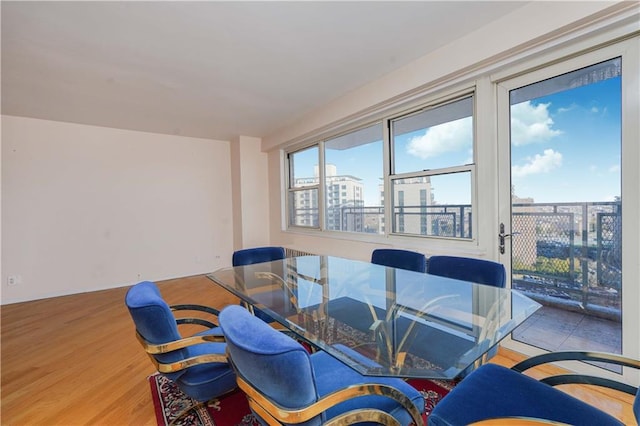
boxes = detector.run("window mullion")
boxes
[392,164,474,181]
[318,140,326,231]
[383,120,392,236]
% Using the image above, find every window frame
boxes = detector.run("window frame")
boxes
[286,146,322,230]
[387,94,476,240]
[284,90,479,243]
[492,36,640,382]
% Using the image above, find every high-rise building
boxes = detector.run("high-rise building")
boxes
[292,164,364,230]
[389,177,433,235]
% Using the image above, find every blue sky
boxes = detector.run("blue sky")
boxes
[297,74,621,206]
[510,76,621,203]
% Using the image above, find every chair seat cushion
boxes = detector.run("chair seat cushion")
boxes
[311,350,425,425]
[428,363,623,426]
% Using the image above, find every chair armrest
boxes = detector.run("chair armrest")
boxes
[235,374,424,426]
[512,350,640,396]
[155,353,228,374]
[170,304,221,328]
[513,351,640,372]
[136,332,227,373]
[137,332,225,354]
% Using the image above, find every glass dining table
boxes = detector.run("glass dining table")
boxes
[207,255,541,380]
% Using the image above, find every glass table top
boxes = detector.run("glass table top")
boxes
[207,255,540,379]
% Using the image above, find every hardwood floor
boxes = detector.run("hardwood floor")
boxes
[1,275,636,425]
[1,275,239,425]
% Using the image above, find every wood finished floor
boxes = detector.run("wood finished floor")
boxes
[1,275,636,425]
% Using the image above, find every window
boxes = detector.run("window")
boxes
[390,96,474,239]
[324,123,383,233]
[285,96,475,240]
[287,146,320,228]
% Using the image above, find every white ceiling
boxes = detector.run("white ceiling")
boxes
[1,1,528,141]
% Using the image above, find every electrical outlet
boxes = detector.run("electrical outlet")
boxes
[7,275,20,286]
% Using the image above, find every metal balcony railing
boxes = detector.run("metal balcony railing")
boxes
[290,201,622,320]
[511,201,621,321]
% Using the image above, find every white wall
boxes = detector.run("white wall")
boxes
[231,135,270,250]
[1,115,234,304]
[262,2,623,151]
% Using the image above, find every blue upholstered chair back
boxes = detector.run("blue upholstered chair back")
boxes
[232,246,287,323]
[220,305,321,425]
[635,388,640,422]
[427,255,506,288]
[125,281,186,381]
[232,246,286,266]
[371,248,427,273]
[428,358,639,425]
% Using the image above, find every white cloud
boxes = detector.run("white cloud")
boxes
[609,164,620,173]
[512,149,563,178]
[511,101,562,146]
[557,105,576,114]
[406,117,472,159]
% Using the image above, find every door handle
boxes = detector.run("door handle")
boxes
[499,223,520,254]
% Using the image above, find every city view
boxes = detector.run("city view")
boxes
[294,164,622,318]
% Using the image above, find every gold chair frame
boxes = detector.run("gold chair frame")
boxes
[228,356,425,426]
[134,303,232,425]
[457,350,640,426]
[136,303,229,373]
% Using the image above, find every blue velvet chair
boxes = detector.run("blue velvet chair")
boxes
[232,246,286,267]
[371,248,427,273]
[219,304,426,426]
[426,255,506,288]
[232,246,286,323]
[429,351,640,426]
[125,281,236,419]
[427,255,506,372]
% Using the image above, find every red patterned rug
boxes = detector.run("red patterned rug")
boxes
[149,373,455,425]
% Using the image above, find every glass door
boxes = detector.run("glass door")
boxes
[497,39,639,378]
